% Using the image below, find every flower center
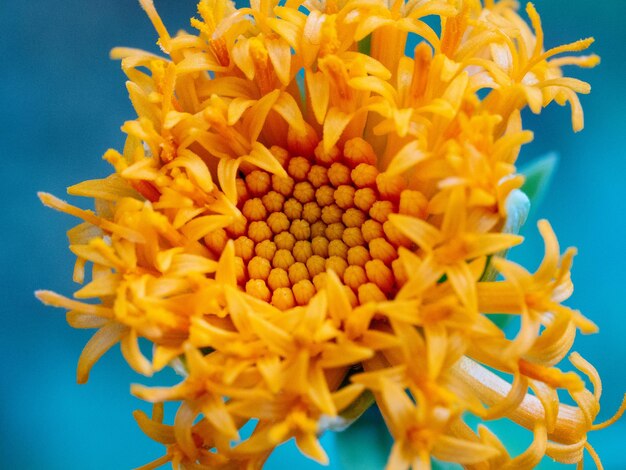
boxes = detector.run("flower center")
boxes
[205,138,426,310]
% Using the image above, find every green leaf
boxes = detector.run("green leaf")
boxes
[338,389,375,424]
[520,153,559,219]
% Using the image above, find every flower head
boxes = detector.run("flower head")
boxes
[38,0,623,468]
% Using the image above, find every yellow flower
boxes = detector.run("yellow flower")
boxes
[37,0,624,468]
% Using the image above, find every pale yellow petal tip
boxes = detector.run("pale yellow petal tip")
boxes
[588,54,601,67]
[109,47,126,60]
[35,290,61,306]
[37,191,54,205]
[38,191,77,214]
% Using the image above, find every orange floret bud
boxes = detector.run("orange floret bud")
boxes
[234,256,246,285]
[343,137,377,166]
[311,236,329,257]
[288,156,311,181]
[376,173,406,200]
[255,239,277,261]
[342,227,365,248]
[369,200,394,223]
[272,174,295,196]
[267,212,291,234]
[334,184,355,209]
[342,208,367,228]
[290,219,311,240]
[365,259,394,292]
[328,162,351,187]
[248,221,273,243]
[262,191,285,213]
[293,240,313,262]
[302,202,322,223]
[273,248,296,269]
[351,164,378,188]
[312,272,328,291]
[288,262,311,284]
[245,279,271,302]
[242,197,267,221]
[246,170,271,196]
[275,230,296,250]
[306,255,326,277]
[315,185,335,206]
[307,165,329,188]
[283,198,303,219]
[234,236,255,262]
[344,265,368,290]
[226,217,247,238]
[328,239,348,259]
[292,279,316,305]
[399,190,428,218]
[354,187,377,212]
[248,256,272,280]
[347,246,371,266]
[293,181,315,203]
[361,219,384,242]
[271,287,295,310]
[310,220,327,238]
[324,222,344,241]
[383,220,413,248]
[321,204,343,224]
[236,178,249,204]
[326,255,348,278]
[369,237,398,264]
[204,228,228,254]
[268,268,291,290]
[358,282,387,304]
[391,258,408,287]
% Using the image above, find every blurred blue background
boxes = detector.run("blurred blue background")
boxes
[1,0,624,468]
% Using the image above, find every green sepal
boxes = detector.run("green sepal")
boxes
[358,34,372,55]
[519,153,559,220]
[482,189,530,284]
[482,189,530,329]
[338,389,375,424]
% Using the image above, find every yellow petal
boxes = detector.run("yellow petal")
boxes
[388,214,441,250]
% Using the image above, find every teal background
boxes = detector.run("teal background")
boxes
[1,1,624,468]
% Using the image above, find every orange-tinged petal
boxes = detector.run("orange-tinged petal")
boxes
[323,108,353,152]
[305,69,330,124]
[133,409,176,444]
[266,36,291,86]
[121,328,153,376]
[77,322,128,383]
